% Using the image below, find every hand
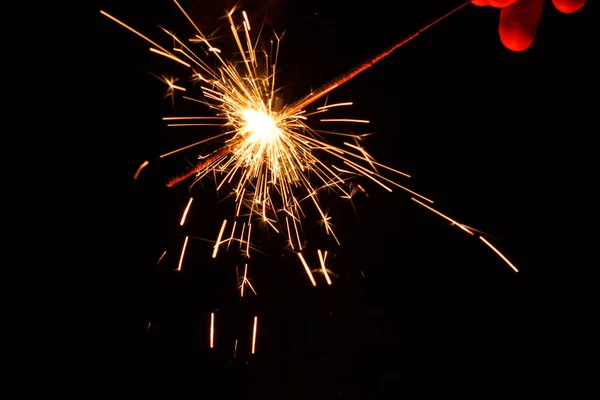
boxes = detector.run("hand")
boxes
[472,0,586,51]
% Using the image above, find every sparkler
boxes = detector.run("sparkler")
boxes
[101,0,518,274]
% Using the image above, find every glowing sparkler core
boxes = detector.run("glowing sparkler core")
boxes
[242,110,280,145]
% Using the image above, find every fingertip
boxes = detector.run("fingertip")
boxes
[552,0,586,13]
[499,0,544,52]
[472,0,490,6]
[489,0,519,7]
[499,26,535,51]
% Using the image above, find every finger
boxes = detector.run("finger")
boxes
[499,0,544,51]
[473,1,521,7]
[552,0,586,13]
[489,0,520,7]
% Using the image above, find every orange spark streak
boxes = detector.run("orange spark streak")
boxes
[177,236,189,271]
[212,219,228,258]
[318,249,332,285]
[133,160,149,179]
[317,102,353,110]
[320,119,369,124]
[287,1,471,114]
[100,10,188,65]
[251,316,258,354]
[162,116,226,120]
[180,197,194,225]
[157,250,167,265]
[297,253,317,286]
[210,312,215,348]
[241,263,247,297]
[411,197,474,235]
[149,47,191,67]
[479,236,519,273]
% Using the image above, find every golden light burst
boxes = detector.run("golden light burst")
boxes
[101,1,518,275]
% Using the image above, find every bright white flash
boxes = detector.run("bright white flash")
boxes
[242,110,280,144]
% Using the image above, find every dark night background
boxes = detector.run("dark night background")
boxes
[31,0,596,398]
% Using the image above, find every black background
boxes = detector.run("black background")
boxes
[32,0,596,398]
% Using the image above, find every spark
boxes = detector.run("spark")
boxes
[320,119,370,124]
[210,312,215,348]
[479,237,519,273]
[317,102,353,111]
[318,249,332,285]
[251,316,258,354]
[180,197,194,225]
[410,197,474,235]
[238,264,257,297]
[297,252,317,287]
[157,250,167,265]
[133,160,149,179]
[177,236,189,271]
[103,2,519,275]
[149,47,191,67]
[234,339,238,359]
[212,219,227,258]
[412,197,519,270]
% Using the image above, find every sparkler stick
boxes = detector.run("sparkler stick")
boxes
[166,147,231,187]
[287,1,472,114]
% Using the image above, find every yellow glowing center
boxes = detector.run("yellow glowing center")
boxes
[242,110,280,144]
